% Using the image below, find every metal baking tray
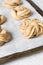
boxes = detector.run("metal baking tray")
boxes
[0,0,43,63]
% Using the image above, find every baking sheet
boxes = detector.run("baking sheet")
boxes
[0,0,43,58]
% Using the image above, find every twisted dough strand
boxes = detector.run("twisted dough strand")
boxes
[0,26,11,46]
[10,5,30,20]
[3,0,21,8]
[0,15,6,25]
[19,18,43,38]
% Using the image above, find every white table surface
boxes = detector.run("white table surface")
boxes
[1,0,43,65]
[3,51,43,65]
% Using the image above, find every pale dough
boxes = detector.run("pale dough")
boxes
[10,5,30,20]
[3,0,21,8]
[19,18,43,38]
[0,15,6,25]
[0,26,11,46]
